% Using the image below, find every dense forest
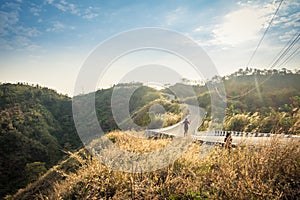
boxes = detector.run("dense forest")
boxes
[1,68,300,198]
[0,83,81,197]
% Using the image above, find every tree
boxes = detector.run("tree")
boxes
[224,114,249,132]
[25,162,47,183]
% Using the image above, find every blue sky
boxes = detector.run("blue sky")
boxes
[0,0,299,96]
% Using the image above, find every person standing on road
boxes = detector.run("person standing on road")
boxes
[183,118,190,136]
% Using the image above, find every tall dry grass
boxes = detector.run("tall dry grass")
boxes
[206,138,300,199]
[11,131,300,200]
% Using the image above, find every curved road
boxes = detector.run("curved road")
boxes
[145,104,206,138]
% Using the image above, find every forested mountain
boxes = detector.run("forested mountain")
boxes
[0,83,82,197]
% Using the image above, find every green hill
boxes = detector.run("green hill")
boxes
[0,83,82,197]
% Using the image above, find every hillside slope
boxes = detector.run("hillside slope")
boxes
[0,83,82,197]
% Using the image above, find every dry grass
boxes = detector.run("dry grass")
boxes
[11,131,300,200]
[206,139,300,199]
[106,131,172,153]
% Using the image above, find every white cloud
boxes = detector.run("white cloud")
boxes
[275,11,300,28]
[1,2,21,10]
[26,44,41,51]
[194,26,206,32]
[0,11,19,36]
[54,3,67,12]
[46,0,54,4]
[82,7,99,19]
[46,0,80,16]
[0,38,13,50]
[60,0,67,5]
[13,36,31,47]
[0,0,42,51]
[82,12,98,19]
[1,36,40,51]
[279,29,298,42]
[10,26,41,38]
[212,7,270,46]
[281,0,300,9]
[165,7,185,26]
[10,35,40,51]
[30,6,42,16]
[45,21,76,32]
[46,21,65,32]
[44,0,101,21]
[54,1,75,13]
[0,11,40,37]
[69,3,79,15]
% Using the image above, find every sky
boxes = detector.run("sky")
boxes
[0,0,299,96]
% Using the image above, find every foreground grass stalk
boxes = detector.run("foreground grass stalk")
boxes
[10,131,300,200]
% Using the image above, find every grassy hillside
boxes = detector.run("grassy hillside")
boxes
[126,98,184,129]
[10,131,300,199]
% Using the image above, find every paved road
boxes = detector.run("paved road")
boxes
[145,104,206,138]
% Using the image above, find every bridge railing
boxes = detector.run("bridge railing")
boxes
[194,130,295,138]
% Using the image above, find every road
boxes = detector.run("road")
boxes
[145,104,206,138]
